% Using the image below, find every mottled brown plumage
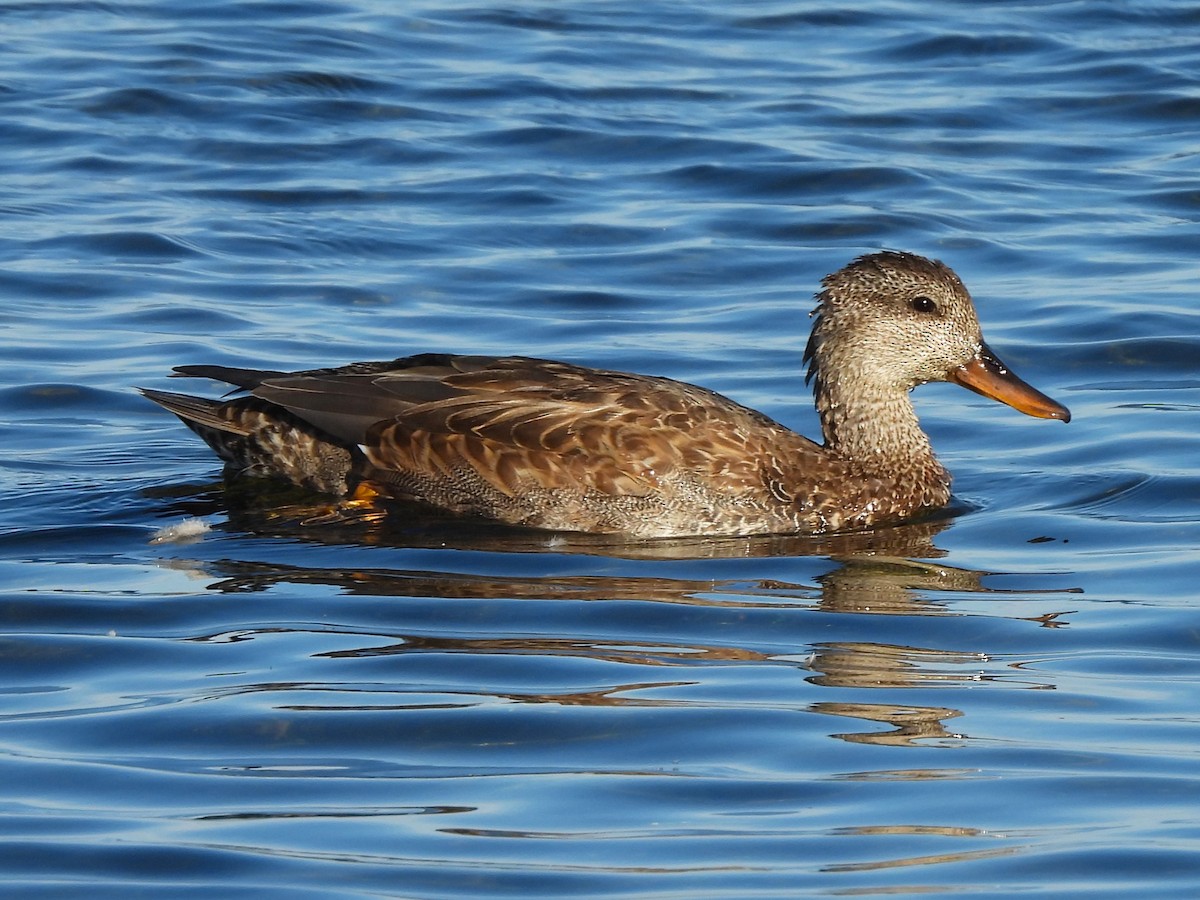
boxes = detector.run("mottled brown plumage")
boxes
[141,251,1069,537]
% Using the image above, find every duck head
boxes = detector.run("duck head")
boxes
[804,250,1070,423]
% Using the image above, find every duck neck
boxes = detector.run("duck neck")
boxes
[814,363,948,489]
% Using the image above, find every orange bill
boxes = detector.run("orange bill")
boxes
[949,342,1070,422]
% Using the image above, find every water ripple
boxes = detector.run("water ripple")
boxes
[2,1,1199,897]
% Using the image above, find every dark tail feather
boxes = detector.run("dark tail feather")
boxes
[140,387,355,494]
[170,365,287,393]
[139,388,252,436]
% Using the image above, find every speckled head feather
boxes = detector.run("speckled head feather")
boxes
[805,250,982,400]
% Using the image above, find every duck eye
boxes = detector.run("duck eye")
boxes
[911,295,937,314]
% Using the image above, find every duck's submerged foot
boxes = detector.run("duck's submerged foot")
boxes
[297,481,389,526]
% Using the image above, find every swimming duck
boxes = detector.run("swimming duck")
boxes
[142,251,1068,537]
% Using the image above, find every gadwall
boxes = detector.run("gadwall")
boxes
[142,251,1068,537]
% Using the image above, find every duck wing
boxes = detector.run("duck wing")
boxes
[170,354,491,447]
[181,354,827,503]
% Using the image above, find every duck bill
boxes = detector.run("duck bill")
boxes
[950,342,1071,422]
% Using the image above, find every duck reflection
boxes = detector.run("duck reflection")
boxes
[809,701,966,747]
[159,483,1076,610]
[152,484,1079,747]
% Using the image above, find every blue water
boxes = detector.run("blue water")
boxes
[2,1,1200,896]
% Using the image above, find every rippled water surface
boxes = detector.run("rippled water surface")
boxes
[3,1,1200,897]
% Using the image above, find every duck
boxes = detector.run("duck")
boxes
[141,251,1069,538]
